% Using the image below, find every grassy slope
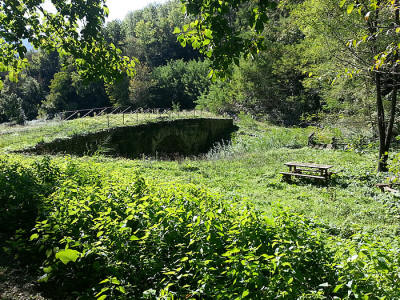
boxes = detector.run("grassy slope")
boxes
[0,111,219,151]
[1,115,398,239]
[98,125,397,239]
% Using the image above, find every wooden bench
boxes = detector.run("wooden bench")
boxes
[376,183,400,195]
[280,162,334,182]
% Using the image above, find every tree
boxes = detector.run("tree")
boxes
[149,59,211,108]
[293,0,399,171]
[123,0,200,68]
[0,93,25,124]
[103,20,126,47]
[0,72,44,121]
[177,0,277,77]
[25,50,60,93]
[197,4,320,124]
[343,0,400,171]
[40,58,109,117]
[0,0,136,88]
[180,0,398,171]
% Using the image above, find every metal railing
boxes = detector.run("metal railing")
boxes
[54,106,224,128]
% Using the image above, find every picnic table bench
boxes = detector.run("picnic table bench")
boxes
[376,182,400,195]
[280,162,334,182]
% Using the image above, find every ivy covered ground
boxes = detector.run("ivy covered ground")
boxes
[1,116,400,298]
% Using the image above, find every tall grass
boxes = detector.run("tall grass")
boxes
[205,117,311,160]
[0,111,221,152]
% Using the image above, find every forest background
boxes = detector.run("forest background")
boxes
[0,0,359,129]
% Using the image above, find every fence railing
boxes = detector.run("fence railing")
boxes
[54,106,224,128]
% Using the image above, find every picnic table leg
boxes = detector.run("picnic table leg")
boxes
[282,167,292,182]
[283,173,291,182]
[324,170,331,182]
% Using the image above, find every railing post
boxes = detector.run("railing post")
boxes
[107,115,110,128]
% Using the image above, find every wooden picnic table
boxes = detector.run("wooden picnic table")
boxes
[280,161,334,181]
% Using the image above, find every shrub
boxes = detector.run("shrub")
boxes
[0,158,40,237]
[0,93,26,124]
[147,59,211,109]
[0,156,61,239]
[332,233,400,299]
[29,163,340,299]
[2,158,399,299]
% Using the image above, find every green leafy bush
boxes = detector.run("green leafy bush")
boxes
[332,234,400,299]
[0,157,40,237]
[2,157,399,299]
[146,59,211,109]
[0,93,26,124]
[0,156,61,238]
[0,156,92,240]
[28,163,339,299]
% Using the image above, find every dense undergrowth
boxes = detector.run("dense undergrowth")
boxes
[2,116,400,298]
[1,155,400,299]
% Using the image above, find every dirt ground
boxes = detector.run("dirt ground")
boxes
[0,258,45,300]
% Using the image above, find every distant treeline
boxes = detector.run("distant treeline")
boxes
[0,0,376,127]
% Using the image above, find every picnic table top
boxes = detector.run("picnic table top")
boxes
[284,162,333,169]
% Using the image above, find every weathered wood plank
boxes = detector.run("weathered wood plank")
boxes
[280,172,325,180]
[383,186,400,195]
[284,162,333,169]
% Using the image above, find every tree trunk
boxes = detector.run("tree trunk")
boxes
[376,71,388,171]
[376,2,399,172]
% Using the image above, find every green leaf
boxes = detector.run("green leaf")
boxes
[339,0,347,7]
[319,282,330,287]
[347,3,354,14]
[130,235,140,241]
[204,29,213,38]
[55,249,81,265]
[333,284,343,293]
[242,290,249,298]
[30,233,39,240]
[111,277,120,285]
[103,6,109,16]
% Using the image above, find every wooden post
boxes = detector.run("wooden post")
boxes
[123,113,125,125]
[107,115,110,128]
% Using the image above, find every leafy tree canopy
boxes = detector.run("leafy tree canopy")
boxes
[0,0,137,88]
[177,0,277,77]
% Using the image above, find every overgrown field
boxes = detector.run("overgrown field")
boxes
[0,111,218,152]
[1,116,400,298]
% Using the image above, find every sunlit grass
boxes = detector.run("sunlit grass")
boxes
[2,114,397,239]
[0,110,220,152]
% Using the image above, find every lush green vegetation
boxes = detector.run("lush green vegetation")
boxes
[1,116,400,298]
[2,0,400,298]
[0,111,219,152]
